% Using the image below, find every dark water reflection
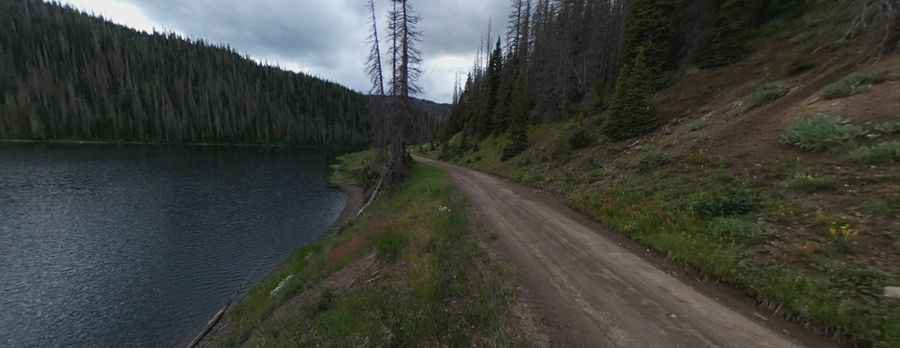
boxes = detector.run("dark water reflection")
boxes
[0,144,345,347]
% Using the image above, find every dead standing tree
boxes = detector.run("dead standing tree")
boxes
[362,0,388,215]
[366,0,422,188]
[367,0,389,157]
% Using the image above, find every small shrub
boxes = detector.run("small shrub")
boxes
[568,129,593,150]
[707,218,764,245]
[827,221,858,255]
[316,288,336,313]
[688,188,755,218]
[501,141,528,161]
[822,72,887,99]
[437,144,451,161]
[828,266,887,299]
[784,173,836,193]
[849,142,900,164]
[686,118,708,132]
[744,82,788,111]
[874,120,900,135]
[636,150,672,173]
[374,232,408,262]
[781,113,861,151]
[862,198,900,217]
[502,124,530,162]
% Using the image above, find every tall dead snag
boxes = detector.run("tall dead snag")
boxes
[364,0,388,210]
[367,0,386,97]
[382,0,422,187]
[366,0,389,161]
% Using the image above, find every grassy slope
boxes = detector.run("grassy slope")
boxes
[419,5,900,347]
[210,152,523,347]
[421,117,899,346]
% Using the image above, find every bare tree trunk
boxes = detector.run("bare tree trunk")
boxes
[843,0,900,58]
[381,0,422,187]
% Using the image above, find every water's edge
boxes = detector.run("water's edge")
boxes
[188,181,365,347]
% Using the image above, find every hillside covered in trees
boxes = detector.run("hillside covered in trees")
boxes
[441,0,899,153]
[0,0,372,147]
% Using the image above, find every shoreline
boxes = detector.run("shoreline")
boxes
[188,181,365,348]
[0,138,323,150]
[328,183,366,233]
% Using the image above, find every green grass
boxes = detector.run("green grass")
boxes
[874,120,900,135]
[217,159,522,347]
[636,150,673,173]
[822,72,888,99]
[374,231,408,262]
[849,142,900,164]
[424,121,900,347]
[862,198,900,217]
[221,244,323,345]
[784,173,837,193]
[744,82,789,112]
[781,113,861,151]
[329,150,376,187]
[686,118,709,132]
[686,187,755,218]
[707,218,766,245]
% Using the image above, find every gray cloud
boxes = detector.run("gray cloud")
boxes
[117,0,510,102]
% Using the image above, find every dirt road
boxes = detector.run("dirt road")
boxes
[417,156,834,348]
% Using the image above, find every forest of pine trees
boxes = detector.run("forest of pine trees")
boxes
[440,0,814,153]
[0,0,371,147]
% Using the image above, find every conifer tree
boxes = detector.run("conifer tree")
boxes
[621,0,675,86]
[502,73,530,161]
[481,38,504,135]
[695,0,759,68]
[605,46,658,141]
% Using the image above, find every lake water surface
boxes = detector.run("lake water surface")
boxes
[0,144,346,347]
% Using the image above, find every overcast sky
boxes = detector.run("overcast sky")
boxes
[56,0,510,103]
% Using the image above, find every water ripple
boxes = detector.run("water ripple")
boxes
[0,144,345,347]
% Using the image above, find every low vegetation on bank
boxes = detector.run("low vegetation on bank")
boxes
[419,109,900,346]
[208,152,524,347]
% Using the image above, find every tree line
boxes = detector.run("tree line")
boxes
[0,0,370,148]
[439,0,813,157]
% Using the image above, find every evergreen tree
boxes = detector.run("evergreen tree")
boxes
[605,46,658,141]
[695,0,771,68]
[502,73,530,161]
[621,0,675,86]
[481,38,504,135]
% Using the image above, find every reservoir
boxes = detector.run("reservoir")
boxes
[0,144,346,347]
